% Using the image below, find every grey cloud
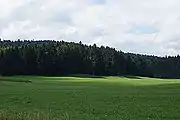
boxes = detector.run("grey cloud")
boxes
[48,12,72,25]
[91,27,107,37]
[164,37,180,51]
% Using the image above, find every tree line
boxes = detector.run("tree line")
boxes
[0,40,180,78]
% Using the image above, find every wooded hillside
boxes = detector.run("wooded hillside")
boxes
[0,40,180,78]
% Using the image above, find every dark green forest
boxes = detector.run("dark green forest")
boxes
[0,39,180,78]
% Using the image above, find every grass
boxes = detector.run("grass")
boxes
[0,75,180,119]
[0,109,52,120]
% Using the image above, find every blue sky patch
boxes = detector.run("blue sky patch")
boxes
[128,24,159,35]
[88,0,106,5]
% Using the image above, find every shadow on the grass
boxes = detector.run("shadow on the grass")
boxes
[70,74,142,79]
[0,78,32,83]
[69,74,105,78]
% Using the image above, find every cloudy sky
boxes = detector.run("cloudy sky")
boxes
[0,0,180,56]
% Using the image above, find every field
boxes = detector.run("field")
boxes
[1,75,180,120]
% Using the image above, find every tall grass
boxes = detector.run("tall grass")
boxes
[0,109,71,120]
[0,109,56,120]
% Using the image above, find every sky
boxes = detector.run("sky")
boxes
[0,0,180,56]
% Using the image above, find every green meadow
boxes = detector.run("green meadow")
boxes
[0,75,180,120]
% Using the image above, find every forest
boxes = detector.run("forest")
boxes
[0,39,180,78]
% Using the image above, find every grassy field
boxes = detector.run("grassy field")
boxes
[1,75,180,120]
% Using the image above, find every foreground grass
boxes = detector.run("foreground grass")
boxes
[0,110,52,120]
[0,76,180,120]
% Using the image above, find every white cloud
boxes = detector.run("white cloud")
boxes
[0,0,28,18]
[0,0,180,56]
